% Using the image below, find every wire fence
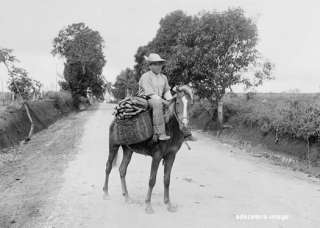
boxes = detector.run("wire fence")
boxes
[0,92,15,107]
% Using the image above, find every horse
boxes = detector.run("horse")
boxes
[103,85,193,214]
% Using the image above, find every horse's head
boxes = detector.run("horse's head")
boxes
[170,85,193,131]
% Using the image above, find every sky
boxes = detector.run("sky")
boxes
[0,0,320,92]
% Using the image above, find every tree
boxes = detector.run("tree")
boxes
[112,68,138,100]
[51,22,106,107]
[105,81,112,94]
[90,74,107,100]
[7,68,34,100]
[133,10,193,85]
[0,47,42,141]
[58,80,70,91]
[31,79,43,99]
[184,9,273,124]
[133,8,274,125]
[0,48,42,100]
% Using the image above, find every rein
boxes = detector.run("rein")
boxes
[173,100,184,127]
[169,95,187,128]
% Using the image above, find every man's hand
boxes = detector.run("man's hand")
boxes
[152,134,159,142]
[164,90,173,100]
[150,94,171,107]
[150,94,161,100]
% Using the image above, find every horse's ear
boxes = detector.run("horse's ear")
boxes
[178,85,193,103]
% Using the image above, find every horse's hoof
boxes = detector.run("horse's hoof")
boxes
[167,204,178,213]
[125,196,134,204]
[145,205,154,214]
[103,192,110,200]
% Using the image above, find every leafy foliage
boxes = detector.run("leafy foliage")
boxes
[133,8,274,105]
[134,10,193,84]
[7,68,34,99]
[224,93,320,142]
[52,23,105,66]
[58,80,70,91]
[0,48,42,100]
[52,23,106,105]
[191,93,320,162]
[112,68,137,100]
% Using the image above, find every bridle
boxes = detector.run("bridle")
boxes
[171,93,192,150]
[171,94,188,129]
[165,85,192,129]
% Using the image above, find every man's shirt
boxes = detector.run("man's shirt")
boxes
[138,71,170,98]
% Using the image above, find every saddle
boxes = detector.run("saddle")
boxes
[110,96,153,145]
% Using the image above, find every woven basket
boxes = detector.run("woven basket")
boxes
[109,111,153,145]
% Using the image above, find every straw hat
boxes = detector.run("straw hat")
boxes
[144,53,166,62]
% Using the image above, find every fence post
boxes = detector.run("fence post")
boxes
[218,100,224,125]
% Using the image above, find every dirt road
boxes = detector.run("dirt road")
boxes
[0,103,320,228]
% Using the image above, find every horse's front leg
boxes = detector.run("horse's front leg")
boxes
[145,152,161,214]
[163,153,177,212]
[119,146,133,202]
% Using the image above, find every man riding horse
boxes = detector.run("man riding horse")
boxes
[104,53,195,214]
[139,53,194,141]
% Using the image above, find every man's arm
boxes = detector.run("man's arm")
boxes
[163,76,172,100]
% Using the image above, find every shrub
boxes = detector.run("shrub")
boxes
[191,93,320,163]
[43,91,73,110]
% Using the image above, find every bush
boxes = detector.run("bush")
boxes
[43,91,73,110]
[191,93,320,162]
[233,94,320,142]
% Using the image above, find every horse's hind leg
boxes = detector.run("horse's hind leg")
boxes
[103,143,119,198]
[119,146,133,202]
[163,153,177,212]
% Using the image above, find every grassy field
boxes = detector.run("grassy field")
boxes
[190,92,320,163]
[223,92,320,138]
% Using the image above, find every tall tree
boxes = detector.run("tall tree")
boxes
[133,8,274,124]
[183,9,273,124]
[51,23,106,106]
[134,10,193,84]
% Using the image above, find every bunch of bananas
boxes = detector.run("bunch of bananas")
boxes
[113,96,149,120]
